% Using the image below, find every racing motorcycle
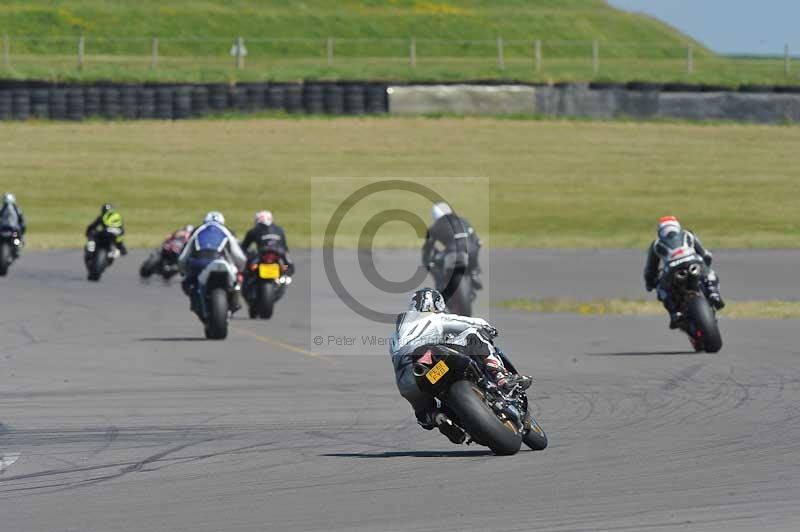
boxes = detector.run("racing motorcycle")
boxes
[663,253,723,353]
[0,225,22,276]
[431,249,475,316]
[189,258,239,339]
[243,248,292,319]
[412,344,547,455]
[85,228,121,281]
[140,237,184,280]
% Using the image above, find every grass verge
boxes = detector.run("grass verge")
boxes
[496,298,800,320]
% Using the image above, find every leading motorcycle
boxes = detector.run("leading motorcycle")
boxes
[85,228,121,281]
[412,344,547,455]
[189,258,239,339]
[0,225,22,276]
[243,248,291,319]
[663,254,723,353]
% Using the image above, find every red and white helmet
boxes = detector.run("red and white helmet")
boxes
[255,210,273,226]
[657,216,681,239]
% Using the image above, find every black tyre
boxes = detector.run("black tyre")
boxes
[0,242,11,276]
[522,413,548,451]
[139,254,159,278]
[447,380,522,456]
[446,273,472,317]
[204,287,229,340]
[88,248,107,281]
[258,282,275,319]
[686,296,722,353]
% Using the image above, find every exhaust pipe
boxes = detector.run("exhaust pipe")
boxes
[413,363,429,377]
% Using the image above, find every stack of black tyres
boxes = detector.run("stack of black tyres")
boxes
[191,86,209,117]
[344,83,365,115]
[266,84,286,111]
[0,91,11,120]
[230,85,247,112]
[245,84,266,111]
[303,83,325,114]
[120,86,138,119]
[209,84,228,113]
[31,88,49,119]
[366,84,388,114]
[12,89,30,120]
[323,84,344,114]
[173,86,192,119]
[156,87,173,119]
[48,89,68,120]
[101,87,121,119]
[84,87,101,117]
[284,83,303,113]
[138,88,156,119]
[67,89,85,121]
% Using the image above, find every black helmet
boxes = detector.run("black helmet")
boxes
[101,203,114,214]
[409,288,446,313]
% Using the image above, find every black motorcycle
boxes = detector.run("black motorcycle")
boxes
[412,344,547,455]
[85,229,121,281]
[431,250,475,316]
[243,248,291,319]
[0,225,22,276]
[665,256,723,353]
[140,238,184,280]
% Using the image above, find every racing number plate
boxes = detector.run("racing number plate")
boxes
[258,263,280,279]
[426,360,449,384]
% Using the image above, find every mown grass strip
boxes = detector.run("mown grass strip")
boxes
[495,298,800,320]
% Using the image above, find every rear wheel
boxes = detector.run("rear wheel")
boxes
[686,296,722,353]
[0,242,10,276]
[258,282,275,319]
[445,272,473,316]
[88,248,107,281]
[204,287,229,340]
[447,380,522,456]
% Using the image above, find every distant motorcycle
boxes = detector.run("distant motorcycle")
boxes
[189,258,239,339]
[243,248,292,319]
[430,250,475,316]
[140,237,185,280]
[412,344,547,456]
[663,254,723,353]
[85,228,121,281]
[0,225,22,276]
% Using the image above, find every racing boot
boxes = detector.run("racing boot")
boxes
[470,270,483,291]
[707,293,725,310]
[703,271,725,310]
[669,311,684,330]
[417,410,466,444]
[497,373,533,391]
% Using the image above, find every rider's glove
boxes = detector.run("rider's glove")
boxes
[287,263,296,276]
[483,325,499,338]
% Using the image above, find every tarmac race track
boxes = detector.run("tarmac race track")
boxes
[1,249,799,532]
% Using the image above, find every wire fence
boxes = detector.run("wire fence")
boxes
[1,35,798,82]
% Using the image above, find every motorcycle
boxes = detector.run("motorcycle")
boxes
[85,229,121,281]
[140,237,184,280]
[431,249,475,316]
[190,258,239,339]
[243,248,292,319]
[0,225,22,276]
[412,344,547,455]
[663,254,723,353]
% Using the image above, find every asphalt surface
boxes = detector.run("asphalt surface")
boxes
[1,248,799,532]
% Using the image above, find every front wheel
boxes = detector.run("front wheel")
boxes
[204,287,229,340]
[88,248,107,281]
[522,413,548,451]
[0,242,10,276]
[686,296,722,353]
[139,254,159,278]
[447,380,522,456]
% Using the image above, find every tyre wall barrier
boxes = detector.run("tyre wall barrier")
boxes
[0,81,388,121]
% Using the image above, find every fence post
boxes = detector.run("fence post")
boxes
[326,37,334,66]
[687,44,693,74]
[236,36,245,69]
[497,36,505,70]
[785,44,790,75]
[2,34,9,69]
[151,37,158,69]
[592,40,599,75]
[534,39,541,73]
[77,35,85,70]
[410,37,416,69]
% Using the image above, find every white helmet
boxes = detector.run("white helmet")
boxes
[204,211,225,225]
[254,210,273,226]
[409,288,446,313]
[657,216,681,239]
[2,192,15,205]
[431,202,452,222]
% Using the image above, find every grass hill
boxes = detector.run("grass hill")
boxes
[0,1,794,85]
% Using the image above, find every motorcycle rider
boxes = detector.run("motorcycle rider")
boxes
[644,216,725,329]
[241,210,295,275]
[85,203,127,255]
[1,192,26,246]
[178,211,246,311]
[422,202,482,290]
[390,287,532,444]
